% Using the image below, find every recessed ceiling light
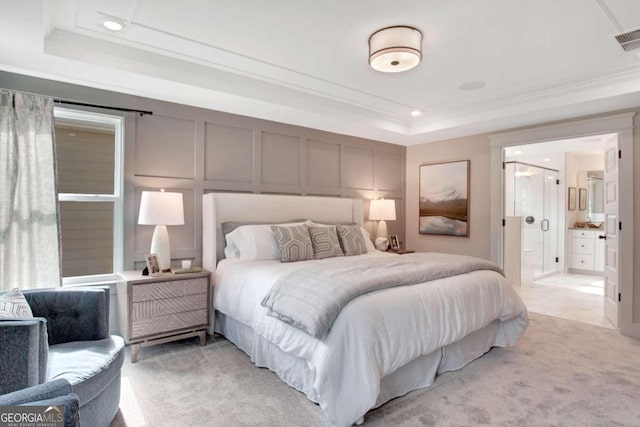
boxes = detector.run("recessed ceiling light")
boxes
[410,110,421,117]
[514,150,523,155]
[458,81,487,91]
[543,158,551,162]
[102,16,126,32]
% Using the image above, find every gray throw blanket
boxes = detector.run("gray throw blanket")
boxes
[261,252,503,338]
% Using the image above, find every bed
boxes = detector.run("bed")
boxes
[202,193,528,426]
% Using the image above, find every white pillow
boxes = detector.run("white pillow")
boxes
[224,222,306,260]
[359,227,377,253]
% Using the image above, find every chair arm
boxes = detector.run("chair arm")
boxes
[22,288,109,345]
[0,379,79,427]
[0,318,48,394]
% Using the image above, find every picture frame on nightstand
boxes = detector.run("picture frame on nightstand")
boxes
[144,253,161,276]
[389,235,400,250]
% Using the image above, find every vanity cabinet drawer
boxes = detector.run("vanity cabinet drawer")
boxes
[572,237,594,254]
[571,229,594,239]
[571,254,595,270]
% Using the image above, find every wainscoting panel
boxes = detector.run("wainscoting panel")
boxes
[307,139,340,189]
[135,114,196,179]
[375,151,404,192]
[204,122,254,183]
[342,146,374,190]
[261,131,301,186]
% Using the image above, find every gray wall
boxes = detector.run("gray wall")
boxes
[0,71,406,272]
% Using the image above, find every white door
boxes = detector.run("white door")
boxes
[603,138,619,327]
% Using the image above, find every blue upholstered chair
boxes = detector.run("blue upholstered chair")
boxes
[0,379,80,427]
[0,288,125,427]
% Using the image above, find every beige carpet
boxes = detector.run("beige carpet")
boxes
[111,313,640,426]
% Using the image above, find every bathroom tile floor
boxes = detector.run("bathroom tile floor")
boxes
[516,273,614,329]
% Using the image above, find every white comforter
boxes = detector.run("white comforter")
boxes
[214,252,528,426]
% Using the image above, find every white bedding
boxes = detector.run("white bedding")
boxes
[213,252,528,426]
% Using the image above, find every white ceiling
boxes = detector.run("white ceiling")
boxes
[2,0,640,145]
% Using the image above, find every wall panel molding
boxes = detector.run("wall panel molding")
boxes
[0,71,406,270]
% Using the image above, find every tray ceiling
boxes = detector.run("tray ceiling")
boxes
[2,0,640,145]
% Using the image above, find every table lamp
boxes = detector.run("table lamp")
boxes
[369,198,396,239]
[138,189,184,271]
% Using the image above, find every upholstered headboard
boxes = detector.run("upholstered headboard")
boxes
[202,193,364,272]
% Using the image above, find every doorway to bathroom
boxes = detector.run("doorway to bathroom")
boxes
[502,134,615,329]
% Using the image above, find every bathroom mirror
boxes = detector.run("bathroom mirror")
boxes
[587,170,604,216]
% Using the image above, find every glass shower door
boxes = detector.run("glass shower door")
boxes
[507,162,559,280]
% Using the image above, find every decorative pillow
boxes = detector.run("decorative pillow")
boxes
[0,288,34,319]
[308,221,376,253]
[308,226,344,259]
[271,224,314,262]
[336,225,368,256]
[224,222,305,260]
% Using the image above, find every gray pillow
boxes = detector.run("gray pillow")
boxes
[0,288,34,319]
[271,224,314,262]
[336,225,368,256]
[308,226,344,259]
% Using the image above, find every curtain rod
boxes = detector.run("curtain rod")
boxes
[53,99,153,116]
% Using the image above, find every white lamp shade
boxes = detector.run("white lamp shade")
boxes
[138,191,185,225]
[369,26,422,73]
[369,199,396,221]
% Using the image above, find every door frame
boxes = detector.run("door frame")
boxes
[488,112,637,338]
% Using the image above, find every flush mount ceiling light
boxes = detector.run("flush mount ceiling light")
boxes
[410,110,422,117]
[369,26,422,73]
[102,16,126,32]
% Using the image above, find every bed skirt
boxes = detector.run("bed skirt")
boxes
[215,311,501,417]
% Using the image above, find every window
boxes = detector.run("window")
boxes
[54,108,124,284]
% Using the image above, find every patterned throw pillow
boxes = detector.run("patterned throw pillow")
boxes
[271,224,314,262]
[336,225,368,256]
[308,226,344,259]
[0,288,34,319]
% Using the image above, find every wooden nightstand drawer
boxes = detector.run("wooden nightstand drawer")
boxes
[131,309,208,339]
[132,277,207,302]
[132,293,208,320]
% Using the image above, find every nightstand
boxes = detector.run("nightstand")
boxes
[386,249,415,254]
[117,270,211,363]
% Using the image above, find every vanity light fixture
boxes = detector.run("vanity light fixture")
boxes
[369,26,423,73]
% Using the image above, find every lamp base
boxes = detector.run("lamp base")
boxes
[376,220,388,240]
[150,225,171,271]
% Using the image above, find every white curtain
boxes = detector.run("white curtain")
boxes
[0,90,61,291]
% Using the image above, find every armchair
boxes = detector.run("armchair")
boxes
[0,379,80,427]
[0,288,124,427]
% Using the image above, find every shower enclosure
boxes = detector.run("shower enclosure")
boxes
[504,162,559,279]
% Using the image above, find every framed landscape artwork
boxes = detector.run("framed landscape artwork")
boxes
[419,160,470,237]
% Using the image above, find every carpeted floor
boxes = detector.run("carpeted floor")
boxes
[111,313,640,426]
